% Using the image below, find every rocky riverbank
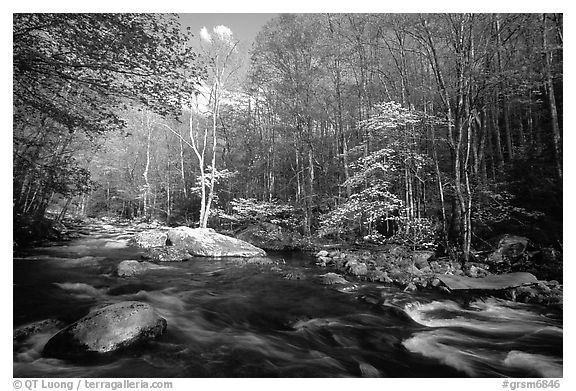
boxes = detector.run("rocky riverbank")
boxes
[15,216,562,309]
[311,239,562,307]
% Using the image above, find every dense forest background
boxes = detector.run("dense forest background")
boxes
[13,13,563,261]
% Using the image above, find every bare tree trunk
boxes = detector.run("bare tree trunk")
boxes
[429,103,448,244]
[57,198,73,222]
[342,126,351,198]
[178,127,187,198]
[495,14,514,161]
[306,140,315,236]
[491,99,505,171]
[202,79,220,229]
[543,14,563,180]
[143,114,152,218]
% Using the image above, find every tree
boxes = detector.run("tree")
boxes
[197,25,241,228]
[13,13,202,222]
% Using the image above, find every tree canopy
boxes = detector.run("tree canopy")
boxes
[13,13,563,255]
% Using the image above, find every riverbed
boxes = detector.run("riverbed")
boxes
[13,221,563,377]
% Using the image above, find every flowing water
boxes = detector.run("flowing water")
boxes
[13,221,563,378]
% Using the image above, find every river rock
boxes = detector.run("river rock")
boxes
[143,247,192,262]
[14,319,65,342]
[318,272,348,285]
[130,229,168,248]
[412,250,434,269]
[430,260,452,274]
[505,282,563,305]
[515,248,563,282]
[387,268,411,285]
[43,301,167,359]
[367,269,391,283]
[284,271,305,280]
[333,257,347,272]
[419,266,433,275]
[346,261,368,277]
[465,264,489,278]
[167,227,266,257]
[117,260,168,277]
[244,256,275,265]
[374,251,394,267]
[486,235,529,268]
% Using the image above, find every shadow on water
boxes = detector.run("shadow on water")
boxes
[13,223,563,378]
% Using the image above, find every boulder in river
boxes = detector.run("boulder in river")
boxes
[43,301,167,359]
[318,272,348,285]
[143,246,192,262]
[117,260,170,277]
[130,229,169,248]
[167,227,266,257]
[14,319,65,342]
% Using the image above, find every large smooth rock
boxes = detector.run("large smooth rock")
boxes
[117,260,169,277]
[167,227,266,257]
[43,301,166,359]
[130,229,168,248]
[437,272,538,291]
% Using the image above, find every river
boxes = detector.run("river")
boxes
[13,221,563,378]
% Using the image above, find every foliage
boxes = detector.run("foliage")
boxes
[319,184,403,237]
[319,101,434,240]
[229,198,296,228]
[13,13,562,253]
[389,217,439,250]
[13,13,200,134]
[13,13,203,225]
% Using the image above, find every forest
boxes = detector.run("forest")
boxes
[13,13,563,261]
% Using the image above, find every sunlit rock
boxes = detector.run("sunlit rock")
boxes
[143,246,192,262]
[167,227,266,257]
[116,260,169,277]
[129,229,169,248]
[43,301,166,359]
[317,272,348,285]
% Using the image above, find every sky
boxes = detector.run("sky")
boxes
[178,13,278,47]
